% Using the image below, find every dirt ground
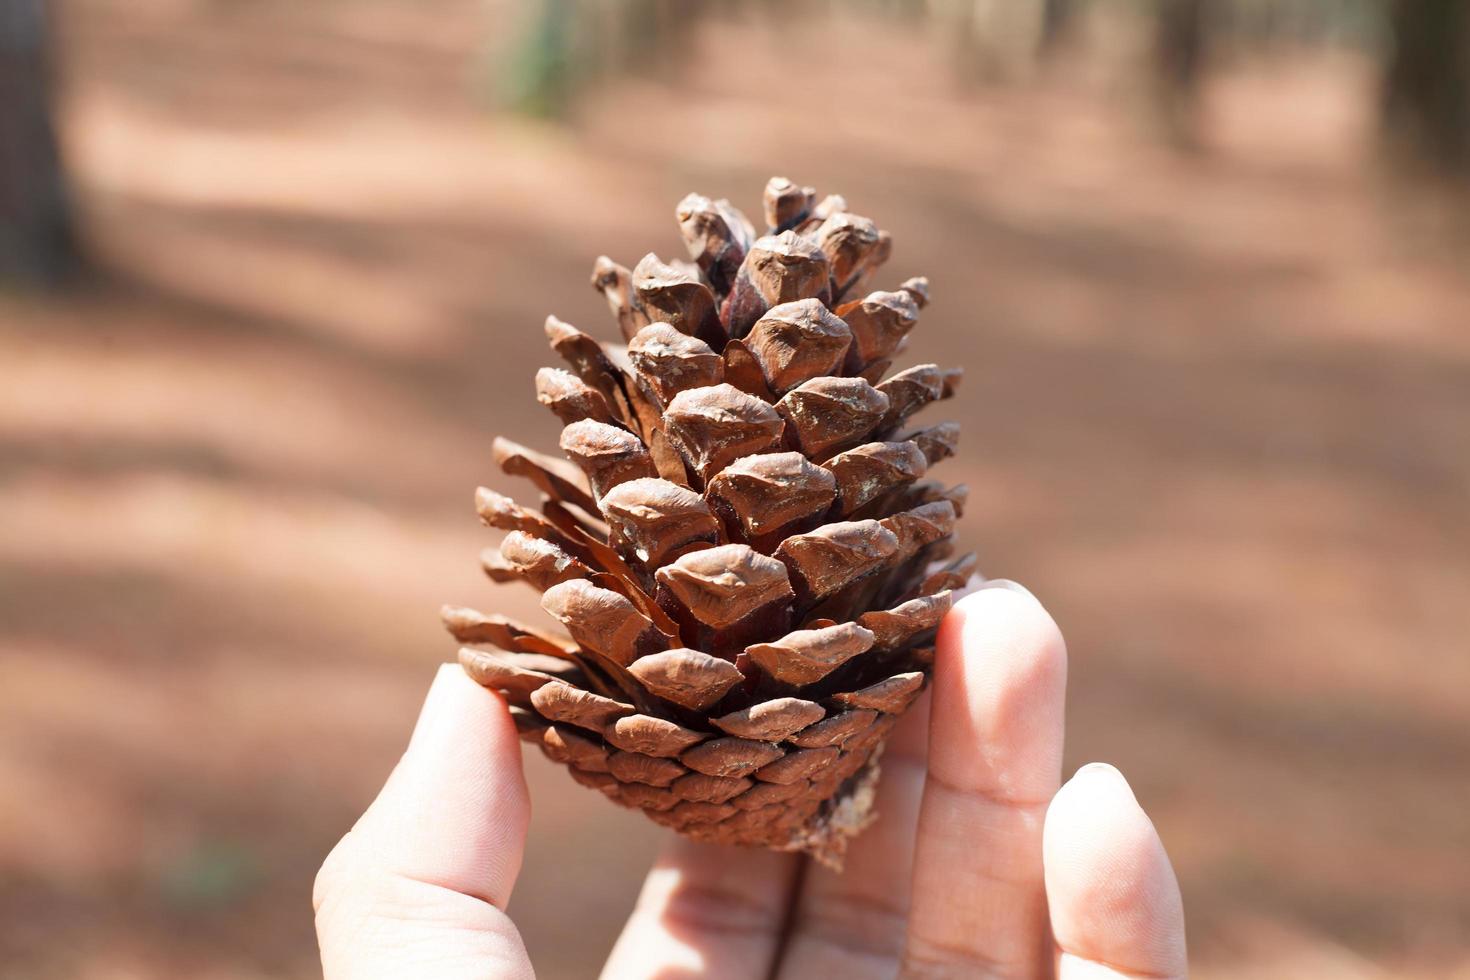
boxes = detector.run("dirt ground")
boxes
[2,1,1468,977]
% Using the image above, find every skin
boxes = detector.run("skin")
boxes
[315,581,1188,979]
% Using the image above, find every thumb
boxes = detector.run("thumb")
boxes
[315,663,534,980]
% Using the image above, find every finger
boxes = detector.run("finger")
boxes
[1045,764,1187,980]
[902,581,1068,978]
[315,664,533,980]
[353,663,531,906]
[601,837,801,980]
[776,692,931,978]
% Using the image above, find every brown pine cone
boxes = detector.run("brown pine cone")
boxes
[447,178,970,868]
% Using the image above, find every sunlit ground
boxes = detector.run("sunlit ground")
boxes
[2,2,1468,977]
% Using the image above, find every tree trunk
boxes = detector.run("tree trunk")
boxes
[1382,0,1470,173]
[1154,0,1209,146]
[1040,0,1078,55]
[0,0,75,285]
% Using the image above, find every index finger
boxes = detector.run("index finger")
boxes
[902,581,1068,976]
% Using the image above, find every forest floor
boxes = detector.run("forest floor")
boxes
[2,1,1469,977]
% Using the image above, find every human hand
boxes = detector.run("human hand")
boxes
[315,582,1187,978]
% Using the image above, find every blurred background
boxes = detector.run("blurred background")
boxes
[3,0,1469,976]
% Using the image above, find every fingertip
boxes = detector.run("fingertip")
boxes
[974,577,1038,601]
[1046,764,1145,868]
[453,663,533,839]
[362,662,532,908]
[928,581,1067,797]
[940,580,1067,689]
[1068,762,1131,794]
[1045,764,1187,977]
[409,662,526,775]
[1046,762,1149,858]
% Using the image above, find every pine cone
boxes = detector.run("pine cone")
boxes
[446,178,971,867]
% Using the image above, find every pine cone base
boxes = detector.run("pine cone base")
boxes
[447,178,971,868]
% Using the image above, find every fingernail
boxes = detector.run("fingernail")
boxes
[406,663,474,753]
[1073,762,1123,783]
[976,578,1036,601]
[1070,763,1142,807]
